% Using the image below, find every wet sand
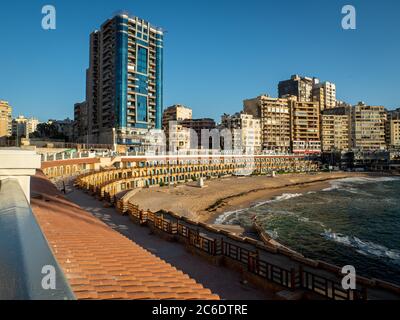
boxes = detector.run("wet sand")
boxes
[128,171,374,223]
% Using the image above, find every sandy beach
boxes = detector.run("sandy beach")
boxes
[127,171,378,223]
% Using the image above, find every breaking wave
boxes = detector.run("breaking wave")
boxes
[266,229,279,240]
[322,230,400,264]
[323,176,400,193]
[214,208,245,224]
[214,193,304,224]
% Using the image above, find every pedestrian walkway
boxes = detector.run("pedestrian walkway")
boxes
[66,189,276,300]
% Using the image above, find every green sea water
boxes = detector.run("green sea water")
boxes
[216,176,400,285]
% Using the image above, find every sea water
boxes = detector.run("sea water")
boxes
[216,176,400,285]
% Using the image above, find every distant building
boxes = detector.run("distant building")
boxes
[220,112,262,154]
[350,102,387,151]
[162,104,192,129]
[166,121,191,151]
[278,75,317,102]
[243,95,291,153]
[162,105,193,151]
[312,81,336,111]
[48,118,76,142]
[387,119,400,147]
[386,108,400,148]
[0,100,12,138]
[180,118,216,148]
[321,111,350,152]
[12,116,39,137]
[74,101,88,143]
[289,100,321,153]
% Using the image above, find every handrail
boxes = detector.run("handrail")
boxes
[122,201,393,300]
[0,179,75,300]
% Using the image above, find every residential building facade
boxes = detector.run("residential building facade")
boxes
[85,14,164,149]
[166,121,191,152]
[162,104,192,129]
[243,95,291,153]
[289,100,321,153]
[180,118,216,149]
[312,81,336,111]
[0,100,12,138]
[162,105,193,151]
[350,102,387,150]
[321,114,350,152]
[12,116,39,137]
[387,119,400,147]
[74,101,88,143]
[278,75,316,102]
[386,108,400,147]
[220,112,262,153]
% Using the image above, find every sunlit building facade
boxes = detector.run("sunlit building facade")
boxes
[86,14,164,148]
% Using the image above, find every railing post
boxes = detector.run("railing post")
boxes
[361,287,368,300]
[290,268,296,290]
[299,265,304,289]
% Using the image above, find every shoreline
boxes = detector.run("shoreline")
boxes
[201,171,395,224]
[201,175,343,224]
[128,171,389,224]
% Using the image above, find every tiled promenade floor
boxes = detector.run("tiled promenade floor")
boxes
[66,188,276,300]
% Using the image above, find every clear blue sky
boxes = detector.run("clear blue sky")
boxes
[0,0,399,122]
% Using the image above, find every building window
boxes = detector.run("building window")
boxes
[137,95,148,123]
[137,46,148,74]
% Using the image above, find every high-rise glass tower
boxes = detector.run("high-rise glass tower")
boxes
[85,14,164,147]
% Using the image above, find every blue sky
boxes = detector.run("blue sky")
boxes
[0,0,399,122]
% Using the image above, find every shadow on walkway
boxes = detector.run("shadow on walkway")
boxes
[66,189,275,300]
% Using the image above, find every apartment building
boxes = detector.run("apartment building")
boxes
[312,81,336,111]
[350,102,387,151]
[162,105,193,151]
[180,118,216,148]
[289,100,321,153]
[0,100,12,138]
[166,121,191,151]
[220,112,262,154]
[278,75,316,102]
[74,101,88,143]
[162,104,192,129]
[387,119,400,147]
[85,14,164,149]
[12,116,39,137]
[386,108,400,147]
[243,95,291,153]
[321,114,350,152]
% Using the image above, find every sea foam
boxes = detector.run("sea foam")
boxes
[322,229,400,264]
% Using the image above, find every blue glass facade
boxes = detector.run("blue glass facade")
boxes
[115,16,128,129]
[155,35,163,129]
[112,15,163,133]
[137,95,148,123]
[136,45,148,126]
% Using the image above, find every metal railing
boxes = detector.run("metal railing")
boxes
[123,203,370,299]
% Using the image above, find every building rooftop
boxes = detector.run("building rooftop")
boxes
[30,171,219,300]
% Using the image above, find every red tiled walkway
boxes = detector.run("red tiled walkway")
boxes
[30,172,219,300]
